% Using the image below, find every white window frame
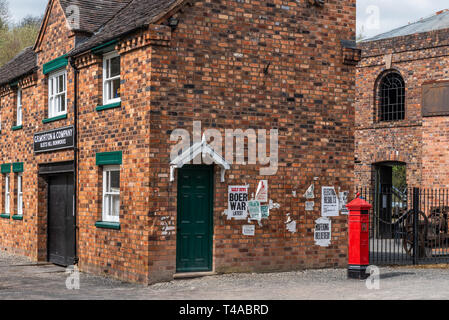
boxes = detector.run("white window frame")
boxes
[102,165,120,223]
[4,174,9,215]
[17,88,22,126]
[48,69,67,118]
[103,52,121,105]
[17,174,23,216]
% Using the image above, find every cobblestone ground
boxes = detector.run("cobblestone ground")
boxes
[1,251,449,300]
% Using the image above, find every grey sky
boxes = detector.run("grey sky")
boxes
[9,0,47,23]
[6,0,449,39]
[357,0,449,38]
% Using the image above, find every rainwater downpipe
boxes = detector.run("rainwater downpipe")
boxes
[69,56,79,264]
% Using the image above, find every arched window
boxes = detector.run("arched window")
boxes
[378,72,405,122]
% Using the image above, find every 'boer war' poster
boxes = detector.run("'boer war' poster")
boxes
[228,186,249,220]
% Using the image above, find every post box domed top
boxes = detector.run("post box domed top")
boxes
[346,194,372,211]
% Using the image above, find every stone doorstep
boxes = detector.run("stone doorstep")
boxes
[173,271,218,280]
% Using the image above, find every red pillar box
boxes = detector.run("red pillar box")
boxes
[346,194,372,279]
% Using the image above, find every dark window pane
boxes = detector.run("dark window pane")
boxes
[106,59,110,78]
[379,72,405,122]
[110,170,120,192]
[60,94,66,112]
[58,75,64,93]
[112,79,121,99]
[110,56,120,78]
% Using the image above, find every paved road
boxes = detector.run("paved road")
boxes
[1,251,449,300]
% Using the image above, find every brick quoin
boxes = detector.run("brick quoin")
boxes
[0,0,357,284]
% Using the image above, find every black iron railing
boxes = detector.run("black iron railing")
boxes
[357,187,449,265]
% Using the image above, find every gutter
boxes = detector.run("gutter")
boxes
[70,26,148,58]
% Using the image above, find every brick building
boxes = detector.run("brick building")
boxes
[356,10,449,191]
[0,0,357,284]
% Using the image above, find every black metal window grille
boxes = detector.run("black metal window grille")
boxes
[379,72,405,122]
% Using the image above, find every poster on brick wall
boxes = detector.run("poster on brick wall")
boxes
[321,186,339,217]
[255,180,268,203]
[304,184,315,199]
[228,186,249,220]
[314,217,332,247]
[248,200,262,221]
[305,201,315,211]
[339,191,349,215]
[261,205,270,219]
[242,225,255,236]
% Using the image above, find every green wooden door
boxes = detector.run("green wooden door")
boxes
[176,166,214,272]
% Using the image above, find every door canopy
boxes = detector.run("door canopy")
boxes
[170,136,231,182]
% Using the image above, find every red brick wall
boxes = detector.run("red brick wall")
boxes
[356,28,449,190]
[422,117,449,188]
[0,0,357,284]
[147,0,356,283]
[0,0,76,259]
[75,43,152,283]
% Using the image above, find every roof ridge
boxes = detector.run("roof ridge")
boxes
[411,9,449,25]
[0,46,37,86]
[15,46,33,56]
[70,0,183,56]
[90,0,135,36]
[3,47,33,65]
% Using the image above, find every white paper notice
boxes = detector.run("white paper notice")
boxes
[286,221,297,233]
[321,186,339,217]
[285,213,297,233]
[228,186,249,220]
[304,184,315,199]
[305,201,315,211]
[242,225,255,236]
[314,217,332,247]
[255,180,268,203]
[339,191,349,215]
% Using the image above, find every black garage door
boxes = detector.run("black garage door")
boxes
[47,174,75,266]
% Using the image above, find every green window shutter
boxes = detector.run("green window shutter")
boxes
[1,164,11,174]
[43,54,68,75]
[13,162,24,173]
[96,151,122,166]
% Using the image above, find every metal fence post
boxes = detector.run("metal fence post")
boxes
[413,187,420,265]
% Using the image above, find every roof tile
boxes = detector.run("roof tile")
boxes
[59,0,133,34]
[0,0,184,85]
[0,47,37,86]
[71,0,180,55]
